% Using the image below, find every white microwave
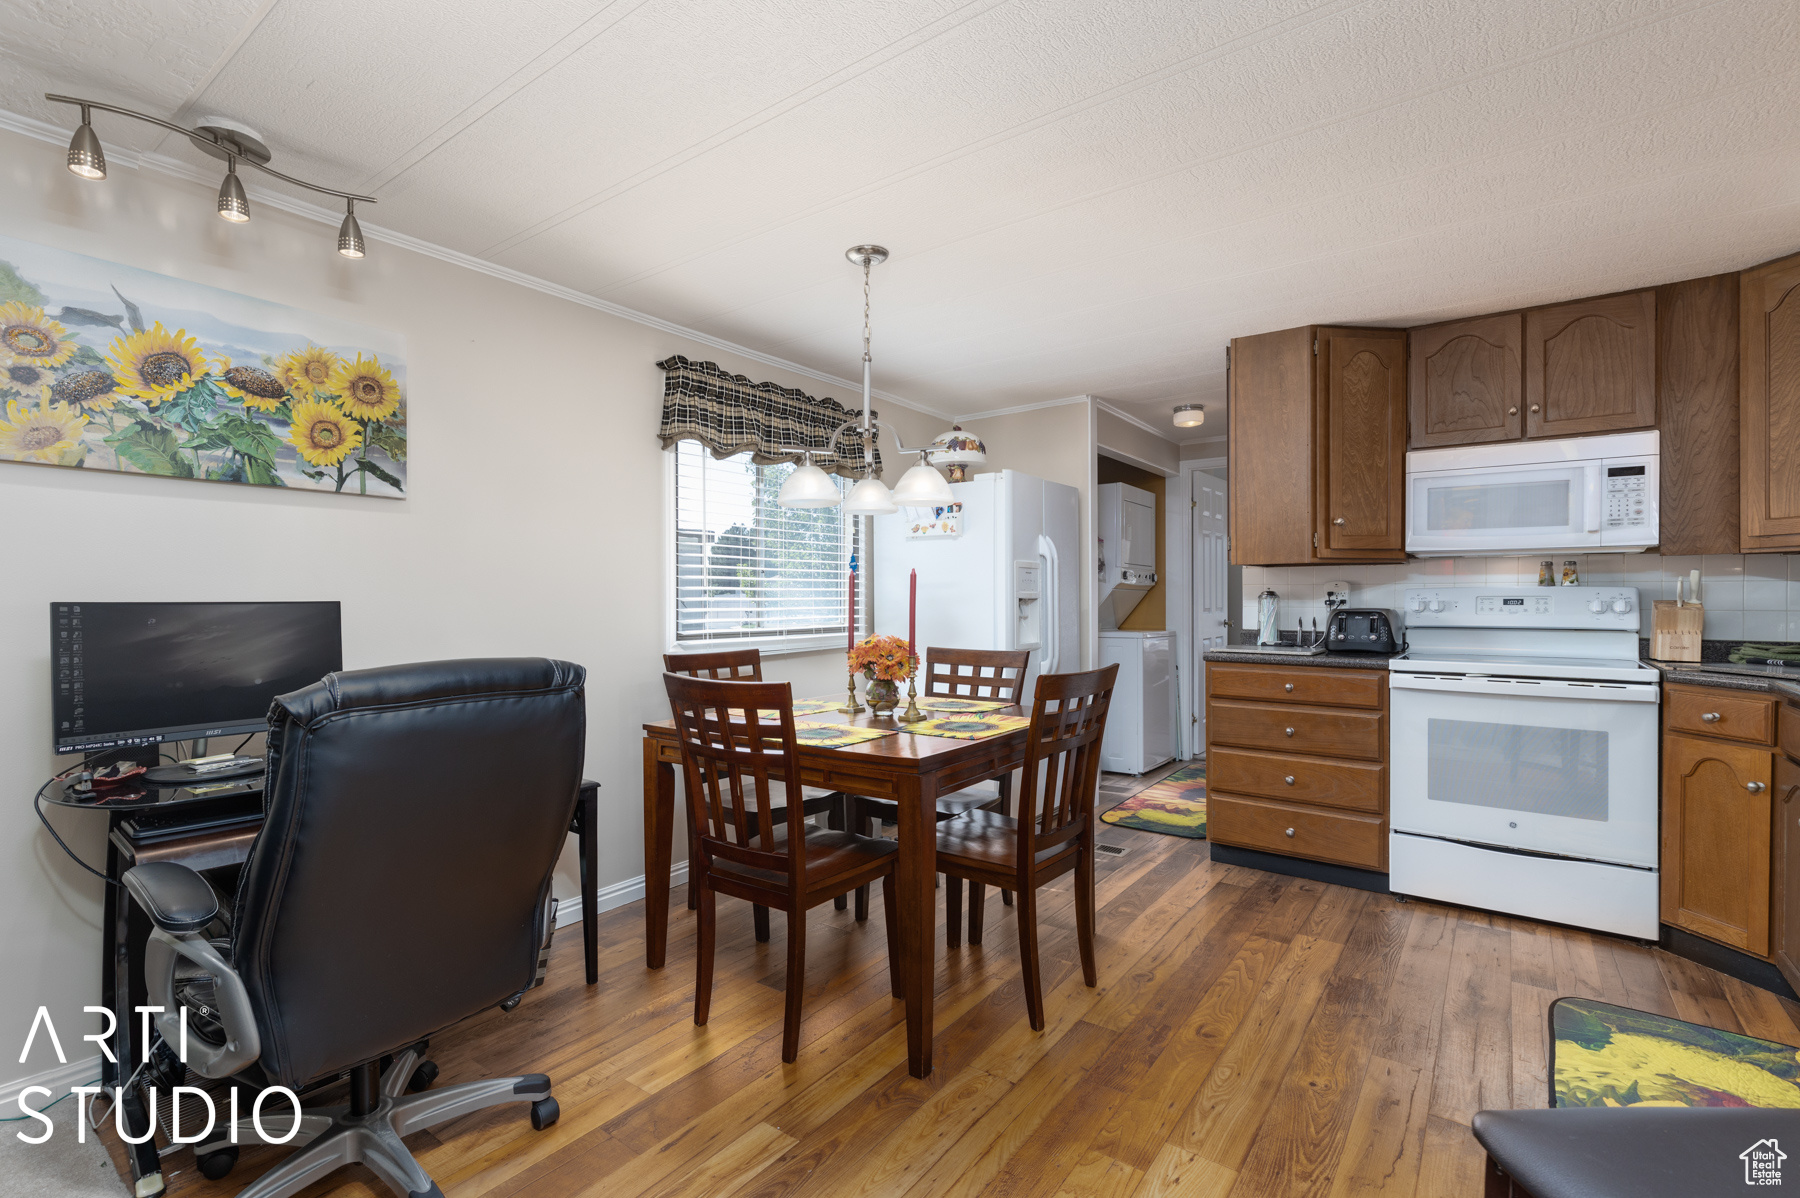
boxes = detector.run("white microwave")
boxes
[1405,430,1659,557]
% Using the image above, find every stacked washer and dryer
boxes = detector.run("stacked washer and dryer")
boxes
[1097,482,1176,775]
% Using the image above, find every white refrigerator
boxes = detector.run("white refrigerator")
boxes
[1098,630,1175,774]
[873,469,1081,700]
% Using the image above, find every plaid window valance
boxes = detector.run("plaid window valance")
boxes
[657,355,882,479]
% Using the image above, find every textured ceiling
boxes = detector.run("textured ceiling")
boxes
[5,0,1799,438]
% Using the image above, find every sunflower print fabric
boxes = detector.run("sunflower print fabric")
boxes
[1552,997,1800,1108]
[792,724,900,747]
[0,233,406,495]
[906,715,1031,741]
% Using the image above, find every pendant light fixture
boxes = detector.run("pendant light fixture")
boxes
[777,452,843,508]
[1173,403,1205,428]
[838,245,898,516]
[890,456,956,506]
[44,94,377,257]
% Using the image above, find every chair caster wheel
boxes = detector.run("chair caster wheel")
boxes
[407,1060,439,1092]
[197,1146,238,1180]
[530,1096,559,1131]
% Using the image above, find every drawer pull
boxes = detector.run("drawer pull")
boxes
[1284,682,1294,692]
[1284,827,1295,838]
[1702,712,1721,723]
[1748,781,1766,793]
[1285,727,1295,737]
[1284,775,1296,786]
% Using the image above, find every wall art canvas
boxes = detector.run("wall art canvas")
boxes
[0,234,406,497]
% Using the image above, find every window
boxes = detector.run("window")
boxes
[672,441,866,647]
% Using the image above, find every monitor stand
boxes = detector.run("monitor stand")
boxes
[143,759,265,786]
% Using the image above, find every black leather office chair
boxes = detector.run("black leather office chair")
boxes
[121,658,586,1198]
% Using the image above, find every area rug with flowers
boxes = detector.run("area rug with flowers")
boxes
[1551,996,1800,1108]
[1099,764,1206,839]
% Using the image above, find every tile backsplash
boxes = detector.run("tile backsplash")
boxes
[1240,554,1800,642]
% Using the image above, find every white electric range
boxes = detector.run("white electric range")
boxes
[1387,585,1661,939]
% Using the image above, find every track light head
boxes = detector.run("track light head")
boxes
[217,157,249,223]
[337,200,365,259]
[66,107,105,180]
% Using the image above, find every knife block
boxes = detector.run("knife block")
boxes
[1651,600,1704,662]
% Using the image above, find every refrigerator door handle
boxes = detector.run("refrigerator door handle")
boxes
[1037,533,1059,674]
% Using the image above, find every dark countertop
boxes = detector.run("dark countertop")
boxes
[1205,645,1403,669]
[1642,640,1800,700]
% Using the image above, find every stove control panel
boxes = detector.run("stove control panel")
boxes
[1403,586,1642,631]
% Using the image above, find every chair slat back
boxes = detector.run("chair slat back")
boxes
[1015,665,1119,864]
[664,649,763,682]
[923,647,1030,704]
[662,673,804,889]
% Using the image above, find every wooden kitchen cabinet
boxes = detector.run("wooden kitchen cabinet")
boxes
[1660,682,1780,957]
[1206,662,1389,872]
[1227,325,1406,565]
[1524,290,1658,438]
[1739,251,1800,552]
[1774,752,1800,991]
[1408,312,1523,448]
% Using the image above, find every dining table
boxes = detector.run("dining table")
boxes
[641,700,1028,1079]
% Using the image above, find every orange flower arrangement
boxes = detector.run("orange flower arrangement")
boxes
[848,634,914,682]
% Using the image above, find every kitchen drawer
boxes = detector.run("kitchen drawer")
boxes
[1209,792,1386,870]
[1207,663,1385,710]
[1665,683,1777,745]
[1208,700,1385,762]
[1208,747,1384,814]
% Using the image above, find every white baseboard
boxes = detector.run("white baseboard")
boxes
[0,1055,105,1109]
[555,862,689,930]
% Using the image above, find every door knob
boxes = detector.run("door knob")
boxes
[1284,727,1295,737]
[1530,404,1541,413]
[1508,406,1518,415]
[1748,782,1767,793]
[1284,827,1295,838]
[1284,775,1296,786]
[1702,712,1721,723]
[1333,517,1346,526]
[1284,682,1294,692]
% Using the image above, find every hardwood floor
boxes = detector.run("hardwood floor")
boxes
[113,786,1800,1198]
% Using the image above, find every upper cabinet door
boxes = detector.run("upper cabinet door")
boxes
[1317,328,1406,558]
[1741,252,1800,550]
[1524,291,1657,438]
[1408,313,1523,448]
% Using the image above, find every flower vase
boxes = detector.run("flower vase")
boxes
[864,675,901,714]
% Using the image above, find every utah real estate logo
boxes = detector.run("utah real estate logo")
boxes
[1743,1138,1787,1186]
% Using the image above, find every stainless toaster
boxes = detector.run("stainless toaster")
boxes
[1325,608,1402,653]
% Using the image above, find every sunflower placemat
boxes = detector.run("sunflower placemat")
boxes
[1101,765,1206,839]
[916,697,1010,714]
[1550,996,1800,1108]
[792,698,844,716]
[906,715,1031,740]
[793,724,899,748]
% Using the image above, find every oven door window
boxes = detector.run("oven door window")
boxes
[1426,717,1608,821]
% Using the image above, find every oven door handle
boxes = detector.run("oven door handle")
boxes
[1388,672,1661,702]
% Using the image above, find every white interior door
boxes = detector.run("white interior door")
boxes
[1192,470,1228,752]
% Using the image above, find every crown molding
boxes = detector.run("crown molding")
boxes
[952,394,1092,423]
[1094,399,1184,445]
[0,107,951,420]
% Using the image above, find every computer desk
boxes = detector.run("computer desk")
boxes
[90,778,601,1196]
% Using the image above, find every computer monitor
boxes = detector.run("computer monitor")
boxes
[50,601,343,755]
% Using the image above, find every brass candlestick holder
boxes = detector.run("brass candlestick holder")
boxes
[897,655,927,723]
[837,671,864,715]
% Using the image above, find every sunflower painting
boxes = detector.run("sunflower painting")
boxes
[0,234,406,496]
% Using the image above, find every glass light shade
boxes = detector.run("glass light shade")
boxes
[337,209,365,258]
[66,122,105,180]
[1173,403,1205,428]
[841,476,898,515]
[217,167,250,222]
[890,460,954,507]
[777,461,842,509]
[927,424,986,464]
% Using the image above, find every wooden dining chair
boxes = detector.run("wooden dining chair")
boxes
[935,663,1118,1030]
[665,650,851,928]
[663,673,901,1062]
[849,647,1032,919]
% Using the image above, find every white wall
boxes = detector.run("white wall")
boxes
[0,126,935,1089]
[1242,553,1800,641]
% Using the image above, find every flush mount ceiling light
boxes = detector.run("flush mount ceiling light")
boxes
[45,94,378,257]
[1173,403,1206,428]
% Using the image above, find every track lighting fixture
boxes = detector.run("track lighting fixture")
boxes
[217,156,250,222]
[46,94,376,257]
[65,105,105,180]
[337,200,365,259]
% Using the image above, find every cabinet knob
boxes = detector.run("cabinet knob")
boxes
[1284,775,1296,786]
[1748,781,1767,793]
[1284,682,1295,692]
[1508,406,1518,415]
[1702,712,1721,723]
[1529,404,1541,413]
[1284,827,1295,838]
[1284,727,1295,737]
[1333,517,1346,526]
